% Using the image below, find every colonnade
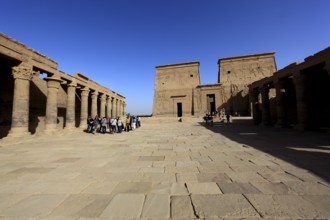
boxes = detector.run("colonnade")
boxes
[250,66,330,130]
[8,62,126,137]
[250,72,308,129]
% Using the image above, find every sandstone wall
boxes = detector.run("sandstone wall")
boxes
[218,53,276,115]
[153,62,200,117]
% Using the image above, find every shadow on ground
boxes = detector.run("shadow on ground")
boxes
[199,118,330,183]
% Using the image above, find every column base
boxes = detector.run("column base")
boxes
[7,131,31,138]
[7,126,31,138]
[64,126,81,132]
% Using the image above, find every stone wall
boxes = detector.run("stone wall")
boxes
[153,62,200,117]
[218,53,276,115]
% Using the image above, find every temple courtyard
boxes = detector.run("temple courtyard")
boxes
[0,118,329,220]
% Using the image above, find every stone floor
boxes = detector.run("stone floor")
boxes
[0,118,329,219]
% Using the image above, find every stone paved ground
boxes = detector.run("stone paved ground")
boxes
[0,118,329,220]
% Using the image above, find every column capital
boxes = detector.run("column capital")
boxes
[12,63,33,80]
[91,91,99,96]
[80,88,89,96]
[45,77,62,89]
[100,93,107,100]
[67,81,77,87]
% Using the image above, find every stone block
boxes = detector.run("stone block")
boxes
[50,194,112,218]
[187,182,222,194]
[191,194,259,218]
[171,195,196,219]
[218,182,261,194]
[141,194,170,218]
[197,173,232,183]
[246,194,330,219]
[2,194,68,217]
[100,193,145,218]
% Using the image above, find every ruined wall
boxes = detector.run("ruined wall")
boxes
[153,62,201,117]
[218,53,277,115]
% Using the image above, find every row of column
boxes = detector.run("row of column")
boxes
[250,72,308,129]
[79,90,126,129]
[8,63,126,137]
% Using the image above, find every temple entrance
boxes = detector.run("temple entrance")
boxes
[177,103,182,117]
[207,94,216,114]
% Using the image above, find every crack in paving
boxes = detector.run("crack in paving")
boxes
[242,193,263,218]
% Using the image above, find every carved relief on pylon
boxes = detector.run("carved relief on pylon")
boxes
[12,63,33,80]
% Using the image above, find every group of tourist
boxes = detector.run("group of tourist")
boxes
[86,114,141,134]
[203,109,231,125]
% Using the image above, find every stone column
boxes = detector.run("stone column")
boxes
[100,94,106,117]
[115,99,118,117]
[91,91,98,117]
[111,97,115,118]
[106,96,111,118]
[123,102,126,116]
[274,79,286,127]
[293,73,308,130]
[44,77,62,133]
[65,82,77,129]
[118,100,122,116]
[250,89,260,125]
[79,88,89,128]
[8,63,33,137]
[260,86,271,126]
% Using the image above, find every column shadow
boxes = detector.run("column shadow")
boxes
[199,118,330,183]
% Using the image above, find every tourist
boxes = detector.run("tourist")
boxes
[110,117,117,134]
[87,116,94,133]
[125,115,131,132]
[93,115,99,134]
[101,116,107,134]
[117,116,123,133]
[137,116,141,128]
[132,116,136,130]
[226,113,231,123]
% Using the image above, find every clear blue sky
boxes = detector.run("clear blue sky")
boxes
[1,0,330,115]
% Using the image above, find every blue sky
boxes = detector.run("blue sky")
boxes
[1,0,330,115]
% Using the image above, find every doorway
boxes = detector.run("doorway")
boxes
[177,103,182,117]
[207,94,216,113]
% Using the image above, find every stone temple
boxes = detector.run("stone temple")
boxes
[0,33,126,139]
[153,47,330,131]
[153,52,276,117]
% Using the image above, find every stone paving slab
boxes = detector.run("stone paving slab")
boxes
[196,172,232,183]
[141,194,170,218]
[100,193,145,218]
[217,182,261,194]
[249,182,294,194]
[0,120,329,219]
[171,196,196,219]
[191,194,260,218]
[186,182,222,194]
[284,181,330,195]
[50,194,112,218]
[245,194,330,219]
[1,194,68,217]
